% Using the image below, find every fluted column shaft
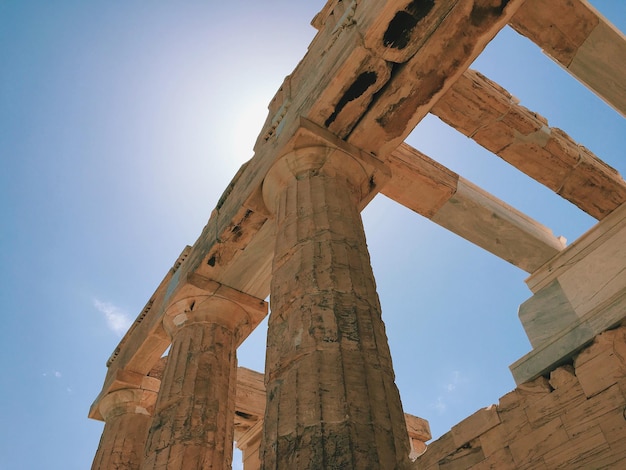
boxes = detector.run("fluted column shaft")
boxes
[260,147,410,469]
[141,297,247,470]
[91,388,157,470]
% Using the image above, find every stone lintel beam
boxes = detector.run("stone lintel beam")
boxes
[509,0,626,118]
[432,69,626,220]
[383,143,565,273]
[511,201,626,385]
[347,0,526,157]
[234,367,267,438]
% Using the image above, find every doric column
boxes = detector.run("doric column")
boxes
[91,388,157,470]
[142,290,265,470]
[260,146,411,469]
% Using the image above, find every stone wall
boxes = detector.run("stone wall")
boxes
[413,325,626,469]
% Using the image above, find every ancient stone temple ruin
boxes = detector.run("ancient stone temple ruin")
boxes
[89,0,626,468]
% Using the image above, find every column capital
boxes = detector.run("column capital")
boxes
[162,277,267,339]
[98,388,157,421]
[261,119,390,215]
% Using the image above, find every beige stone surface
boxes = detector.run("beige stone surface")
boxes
[260,147,410,469]
[512,202,626,384]
[348,0,526,156]
[510,0,599,67]
[511,0,626,117]
[412,326,626,469]
[451,405,500,448]
[141,294,265,470]
[574,327,626,398]
[432,69,626,220]
[384,143,564,273]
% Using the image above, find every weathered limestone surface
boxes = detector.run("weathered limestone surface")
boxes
[405,414,431,460]
[432,69,626,220]
[91,388,158,470]
[347,0,526,155]
[112,360,429,469]
[512,201,626,384]
[260,147,410,469]
[141,292,266,470]
[413,326,626,469]
[382,143,565,273]
[229,366,431,469]
[234,367,267,440]
[510,0,626,118]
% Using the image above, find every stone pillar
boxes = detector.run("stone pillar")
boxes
[260,146,411,469]
[142,294,258,470]
[91,388,157,470]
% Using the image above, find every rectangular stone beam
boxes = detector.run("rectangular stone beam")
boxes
[509,0,626,118]
[346,0,526,156]
[431,69,626,220]
[91,0,527,408]
[382,143,565,273]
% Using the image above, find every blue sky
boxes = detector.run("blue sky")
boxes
[1,2,624,469]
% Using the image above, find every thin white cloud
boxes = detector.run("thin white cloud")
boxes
[93,299,132,336]
[42,371,62,379]
[431,396,447,414]
[431,370,468,414]
[445,370,462,392]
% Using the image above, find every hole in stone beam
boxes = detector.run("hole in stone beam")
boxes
[470,0,510,26]
[383,0,435,50]
[235,411,254,420]
[324,71,378,128]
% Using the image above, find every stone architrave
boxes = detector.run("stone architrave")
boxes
[141,294,260,470]
[91,388,157,470]
[260,146,411,469]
